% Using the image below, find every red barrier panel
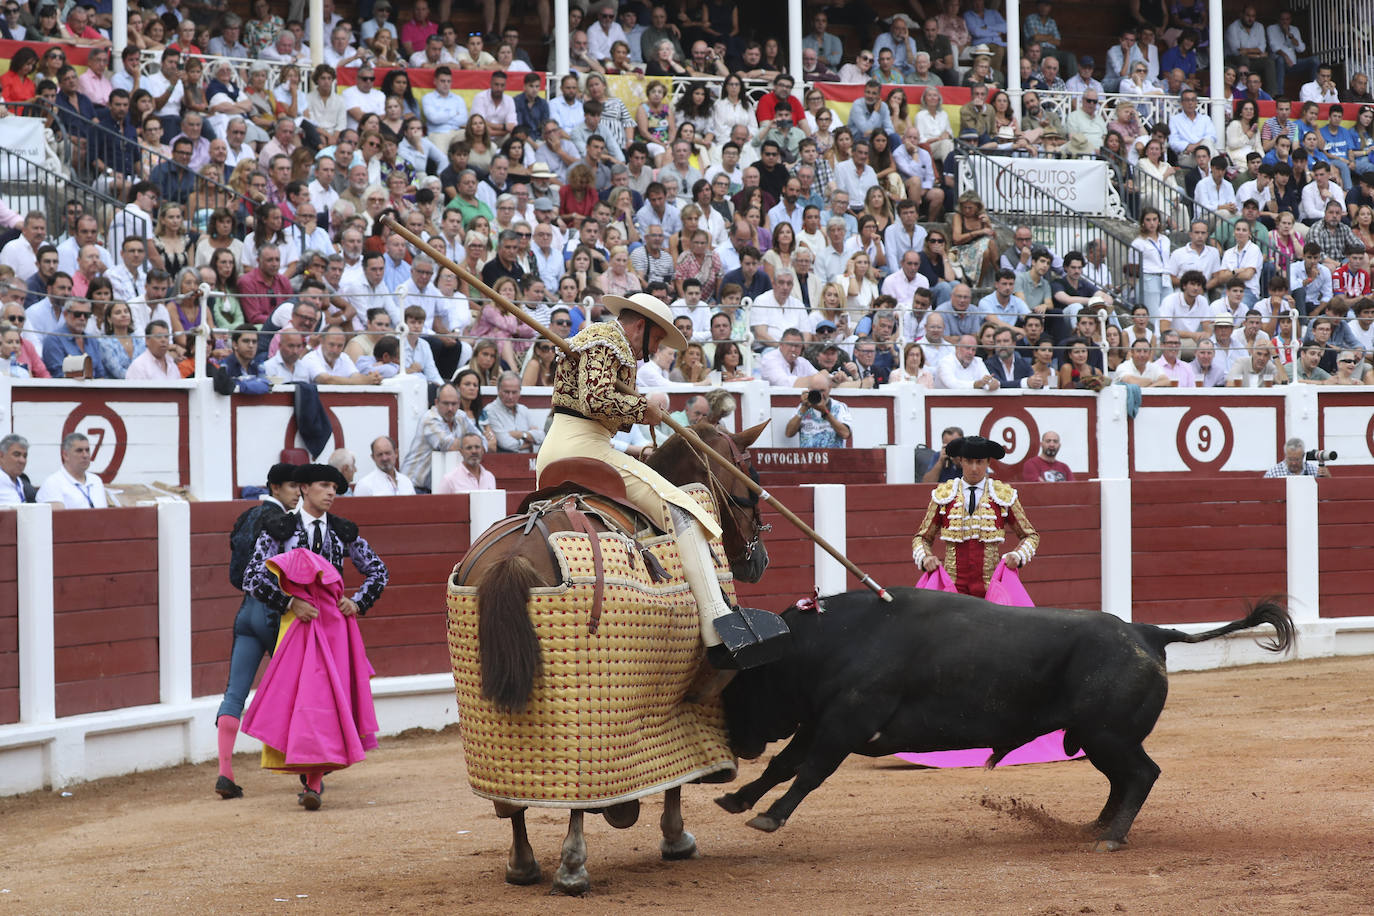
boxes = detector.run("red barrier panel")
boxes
[0,512,17,725]
[334,494,470,678]
[1131,478,1288,624]
[52,508,160,717]
[1317,477,1374,618]
[190,501,252,699]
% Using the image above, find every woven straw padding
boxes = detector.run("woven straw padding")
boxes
[447,486,738,807]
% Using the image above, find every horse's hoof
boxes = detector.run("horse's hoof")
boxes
[714,793,750,814]
[505,861,543,886]
[1090,838,1127,853]
[551,867,590,896]
[661,831,698,860]
[600,800,640,829]
[746,814,783,832]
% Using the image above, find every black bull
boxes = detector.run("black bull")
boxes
[716,588,1295,850]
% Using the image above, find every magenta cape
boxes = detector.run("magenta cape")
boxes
[241,548,379,772]
[902,562,1084,769]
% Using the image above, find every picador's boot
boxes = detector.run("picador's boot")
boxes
[671,506,791,671]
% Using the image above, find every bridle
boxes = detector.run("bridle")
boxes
[690,428,771,561]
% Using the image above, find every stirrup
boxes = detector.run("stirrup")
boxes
[708,607,791,669]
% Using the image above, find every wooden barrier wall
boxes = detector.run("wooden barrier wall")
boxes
[733,486,816,613]
[190,501,251,699]
[1131,479,1289,625]
[843,482,1103,610]
[52,508,161,717]
[1317,478,1374,619]
[0,513,17,725]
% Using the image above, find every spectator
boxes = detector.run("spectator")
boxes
[36,432,107,508]
[42,290,105,378]
[124,319,182,380]
[1264,437,1331,476]
[261,330,313,382]
[486,372,545,453]
[936,334,1000,389]
[1115,337,1171,386]
[1022,431,1075,482]
[1300,62,1340,105]
[236,245,294,324]
[1153,330,1197,386]
[784,376,851,447]
[1168,90,1219,168]
[985,326,1033,387]
[0,433,34,505]
[1226,340,1289,386]
[301,327,381,385]
[402,382,475,491]
[434,433,497,493]
[1292,341,1333,383]
[352,436,417,497]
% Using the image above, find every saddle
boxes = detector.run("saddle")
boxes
[457,458,670,633]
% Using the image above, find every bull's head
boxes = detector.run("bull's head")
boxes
[720,663,801,760]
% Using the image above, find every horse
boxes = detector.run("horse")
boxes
[447,420,771,896]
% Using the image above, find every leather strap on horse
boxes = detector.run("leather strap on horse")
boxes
[564,505,606,634]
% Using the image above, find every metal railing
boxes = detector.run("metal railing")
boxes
[1294,0,1369,89]
[956,141,1139,305]
[1033,89,1231,136]
[0,147,145,242]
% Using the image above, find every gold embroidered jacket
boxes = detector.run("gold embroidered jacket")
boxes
[911,478,1040,581]
[551,322,646,433]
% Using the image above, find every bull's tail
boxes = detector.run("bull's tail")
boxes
[477,554,544,714]
[1138,599,1296,656]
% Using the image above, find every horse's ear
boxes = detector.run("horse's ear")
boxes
[734,420,771,450]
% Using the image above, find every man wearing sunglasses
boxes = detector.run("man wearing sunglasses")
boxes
[342,68,384,131]
[42,287,105,377]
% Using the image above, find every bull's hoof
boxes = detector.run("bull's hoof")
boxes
[661,831,698,860]
[600,800,640,829]
[746,814,783,832]
[1090,838,1127,853]
[551,866,590,896]
[505,860,543,886]
[714,793,750,814]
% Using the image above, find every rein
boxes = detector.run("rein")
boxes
[683,428,771,561]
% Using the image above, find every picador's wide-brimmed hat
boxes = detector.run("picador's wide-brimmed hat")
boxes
[602,293,690,352]
[946,435,1006,460]
[292,463,350,495]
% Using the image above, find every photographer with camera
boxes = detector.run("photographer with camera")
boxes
[784,376,852,448]
[1263,437,1334,478]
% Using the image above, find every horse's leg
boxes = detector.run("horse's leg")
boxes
[659,786,698,861]
[493,801,541,886]
[551,809,590,896]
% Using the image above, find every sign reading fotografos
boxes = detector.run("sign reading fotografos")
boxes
[973,156,1111,215]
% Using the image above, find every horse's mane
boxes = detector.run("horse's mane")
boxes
[645,423,722,487]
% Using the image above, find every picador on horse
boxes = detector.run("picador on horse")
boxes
[446,292,787,895]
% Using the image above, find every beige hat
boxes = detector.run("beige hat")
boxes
[603,293,689,352]
[529,161,554,179]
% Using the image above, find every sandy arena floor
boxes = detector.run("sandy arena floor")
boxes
[3,655,1373,915]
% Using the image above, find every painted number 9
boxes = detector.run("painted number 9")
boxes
[1000,426,1017,454]
[1196,425,1211,453]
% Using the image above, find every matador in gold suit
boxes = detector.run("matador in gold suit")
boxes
[536,293,787,668]
[911,435,1040,598]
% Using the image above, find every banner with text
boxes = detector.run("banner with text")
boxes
[966,155,1111,215]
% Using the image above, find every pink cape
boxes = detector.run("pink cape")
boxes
[904,561,1084,768]
[241,548,379,772]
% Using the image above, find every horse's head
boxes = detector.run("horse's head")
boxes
[649,419,772,583]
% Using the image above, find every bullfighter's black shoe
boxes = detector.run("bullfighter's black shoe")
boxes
[215,775,243,799]
[709,607,791,669]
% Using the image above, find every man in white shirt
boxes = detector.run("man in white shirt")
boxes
[353,436,417,497]
[341,66,385,130]
[0,212,47,282]
[143,49,185,126]
[757,328,829,387]
[1194,155,1239,220]
[1203,312,1248,374]
[883,198,928,267]
[1113,337,1170,385]
[935,334,1001,390]
[1224,7,1278,92]
[106,236,148,303]
[586,4,627,63]
[1300,160,1346,222]
[1167,90,1219,168]
[881,249,930,306]
[261,331,315,383]
[548,74,584,135]
[1167,220,1224,290]
[1268,10,1320,91]
[636,342,676,387]
[1220,219,1264,303]
[124,320,182,380]
[670,279,713,340]
[308,157,340,219]
[421,66,469,154]
[301,328,381,384]
[815,217,860,282]
[832,140,879,212]
[108,182,159,256]
[917,312,955,368]
[36,433,108,509]
[0,434,33,506]
[1159,270,1214,353]
[56,215,110,278]
[751,272,812,346]
[399,305,444,385]
[1299,61,1340,105]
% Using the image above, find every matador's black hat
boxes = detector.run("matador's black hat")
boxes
[946,436,1006,460]
[292,463,350,495]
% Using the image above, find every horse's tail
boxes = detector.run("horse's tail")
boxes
[1138,599,1296,656]
[477,554,544,714]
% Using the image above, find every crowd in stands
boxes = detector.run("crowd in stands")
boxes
[0,0,1371,413]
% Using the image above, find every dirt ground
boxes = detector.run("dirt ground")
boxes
[4,655,1374,915]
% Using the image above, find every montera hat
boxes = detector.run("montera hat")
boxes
[267,462,299,487]
[292,462,350,495]
[946,435,1007,460]
[602,293,690,351]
